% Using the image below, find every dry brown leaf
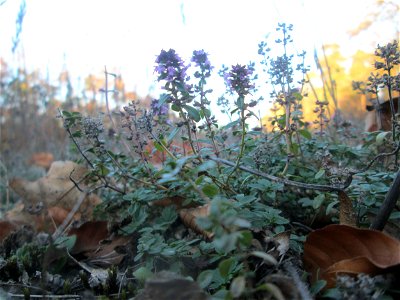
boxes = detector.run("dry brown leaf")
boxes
[69,221,130,267]
[338,191,356,226]
[0,220,19,242]
[3,202,76,233]
[10,161,101,219]
[69,221,109,254]
[152,196,185,208]
[303,224,400,288]
[28,152,54,170]
[263,230,290,261]
[179,204,213,239]
[273,231,290,258]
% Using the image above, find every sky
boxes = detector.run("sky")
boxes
[0,0,398,124]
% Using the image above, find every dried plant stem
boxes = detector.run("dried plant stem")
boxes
[209,156,348,192]
[102,66,136,159]
[371,170,400,230]
[226,98,247,183]
[52,191,88,240]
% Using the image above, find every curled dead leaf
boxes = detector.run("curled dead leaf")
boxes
[303,224,400,288]
[179,204,213,239]
[69,221,130,267]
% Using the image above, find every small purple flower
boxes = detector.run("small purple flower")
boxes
[192,50,213,79]
[155,49,188,82]
[224,64,255,96]
[151,98,169,116]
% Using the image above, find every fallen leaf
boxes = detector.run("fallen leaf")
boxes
[69,221,130,267]
[69,221,109,254]
[10,160,101,220]
[0,220,19,242]
[179,204,213,239]
[338,191,356,226]
[152,196,186,208]
[263,230,290,260]
[303,224,400,288]
[3,202,75,233]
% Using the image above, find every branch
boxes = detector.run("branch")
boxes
[370,170,400,230]
[208,156,347,192]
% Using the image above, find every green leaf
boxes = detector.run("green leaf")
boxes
[167,127,180,143]
[389,211,400,219]
[256,283,285,300]
[133,266,153,283]
[201,108,211,118]
[183,105,201,122]
[62,110,72,117]
[310,280,327,295]
[230,107,239,115]
[154,141,165,152]
[72,130,82,138]
[290,142,300,155]
[313,193,325,209]
[218,257,235,279]
[238,230,252,246]
[376,131,390,145]
[326,200,338,215]
[250,251,278,265]
[298,129,312,139]
[230,276,246,298]
[195,175,205,185]
[158,93,170,105]
[293,91,303,100]
[236,96,245,110]
[171,104,180,112]
[197,270,214,288]
[315,169,325,179]
[54,235,77,251]
[202,184,219,197]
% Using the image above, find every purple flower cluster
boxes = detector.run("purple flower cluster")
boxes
[191,50,213,78]
[150,98,169,116]
[224,64,255,96]
[154,49,189,83]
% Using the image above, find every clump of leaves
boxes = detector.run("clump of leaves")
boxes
[55,26,400,299]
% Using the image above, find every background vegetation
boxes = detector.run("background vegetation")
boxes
[0,1,399,299]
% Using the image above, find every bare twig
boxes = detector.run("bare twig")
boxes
[101,66,136,159]
[4,293,81,299]
[52,191,87,240]
[208,156,348,192]
[349,143,400,175]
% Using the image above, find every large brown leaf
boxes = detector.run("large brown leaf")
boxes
[9,161,101,220]
[0,220,19,242]
[2,202,75,236]
[303,224,400,288]
[69,221,130,267]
